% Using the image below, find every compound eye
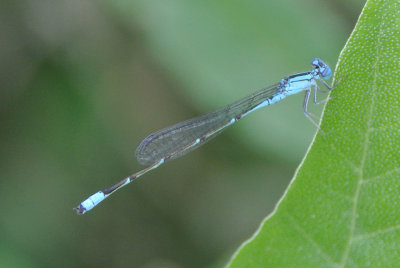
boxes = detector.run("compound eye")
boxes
[311,58,323,68]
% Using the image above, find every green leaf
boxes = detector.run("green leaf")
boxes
[228,0,400,267]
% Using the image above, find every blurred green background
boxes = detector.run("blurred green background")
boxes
[1,0,364,267]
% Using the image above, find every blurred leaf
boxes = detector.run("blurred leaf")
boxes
[109,0,347,162]
[228,0,400,267]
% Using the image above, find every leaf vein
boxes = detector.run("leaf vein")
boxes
[285,213,338,266]
[362,167,400,183]
[353,224,400,241]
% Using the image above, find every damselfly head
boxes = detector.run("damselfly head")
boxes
[311,58,332,80]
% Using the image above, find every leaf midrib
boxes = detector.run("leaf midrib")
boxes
[338,6,384,266]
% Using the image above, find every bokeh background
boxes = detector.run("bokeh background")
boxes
[1,1,364,267]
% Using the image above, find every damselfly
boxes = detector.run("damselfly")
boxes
[75,58,334,215]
